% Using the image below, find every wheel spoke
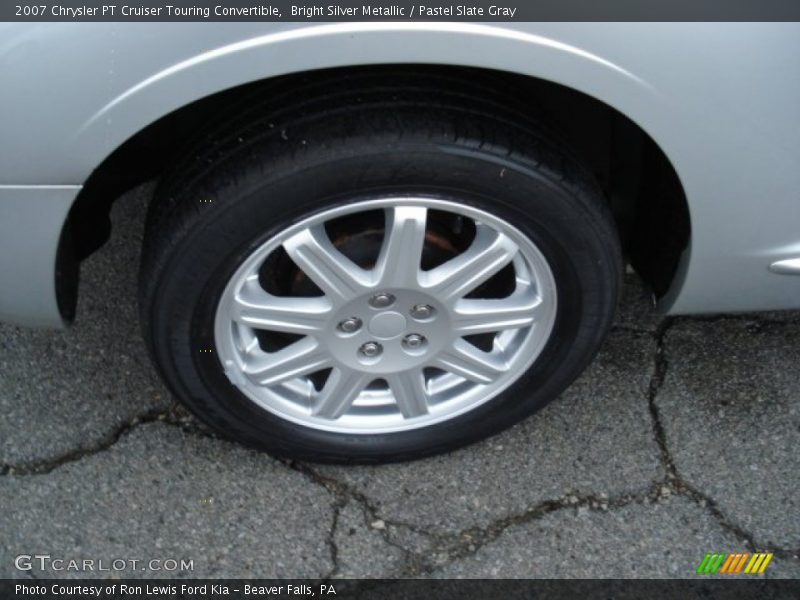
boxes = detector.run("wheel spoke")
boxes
[231,279,331,334]
[386,370,429,418]
[423,224,518,301]
[452,295,543,335]
[374,206,428,288]
[312,367,371,419]
[243,337,331,386]
[283,224,372,302]
[433,339,508,384]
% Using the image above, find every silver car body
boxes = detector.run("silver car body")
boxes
[1,22,799,327]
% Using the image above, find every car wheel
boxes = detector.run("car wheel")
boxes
[139,75,621,463]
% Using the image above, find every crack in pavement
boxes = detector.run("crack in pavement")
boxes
[647,317,679,478]
[276,459,432,578]
[412,484,669,575]
[644,317,797,561]
[354,314,798,575]
[3,313,796,576]
[280,461,676,577]
[0,404,182,476]
[324,501,343,579]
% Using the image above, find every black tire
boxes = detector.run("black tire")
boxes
[139,72,622,464]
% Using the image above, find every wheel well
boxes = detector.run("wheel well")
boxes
[64,64,689,316]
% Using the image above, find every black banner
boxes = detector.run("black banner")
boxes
[3,579,800,600]
[3,0,800,22]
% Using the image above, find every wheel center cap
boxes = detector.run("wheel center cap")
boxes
[368,311,407,339]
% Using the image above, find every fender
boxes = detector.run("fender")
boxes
[0,22,658,185]
[80,23,656,172]
[1,22,799,322]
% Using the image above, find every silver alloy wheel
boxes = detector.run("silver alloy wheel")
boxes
[214,197,557,434]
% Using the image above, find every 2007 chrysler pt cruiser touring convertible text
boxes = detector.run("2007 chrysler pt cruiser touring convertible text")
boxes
[1,23,798,463]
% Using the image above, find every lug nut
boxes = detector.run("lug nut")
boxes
[369,292,395,308]
[359,341,383,358]
[403,334,426,350]
[410,304,435,319]
[338,317,362,333]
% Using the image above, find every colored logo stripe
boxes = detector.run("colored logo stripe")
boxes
[697,552,773,574]
[719,553,748,573]
[744,553,773,574]
[697,553,726,574]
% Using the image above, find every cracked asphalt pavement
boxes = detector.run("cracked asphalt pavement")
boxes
[1,184,798,579]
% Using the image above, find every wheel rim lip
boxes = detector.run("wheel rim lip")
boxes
[213,196,558,434]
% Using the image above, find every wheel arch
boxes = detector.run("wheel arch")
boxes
[62,24,690,322]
